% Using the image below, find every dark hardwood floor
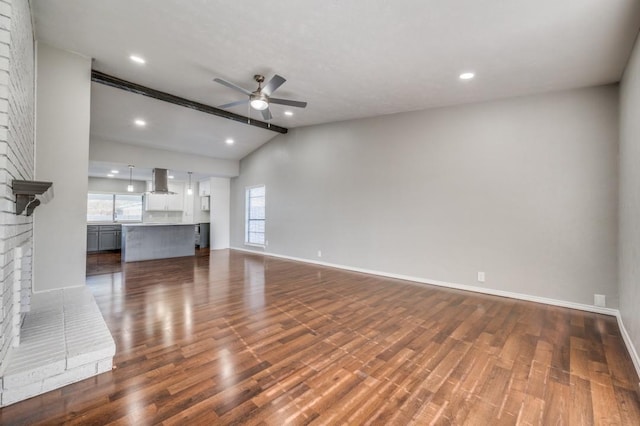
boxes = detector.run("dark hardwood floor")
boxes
[1,249,639,424]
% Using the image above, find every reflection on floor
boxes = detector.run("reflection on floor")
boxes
[86,248,210,276]
[86,250,121,276]
[1,249,639,424]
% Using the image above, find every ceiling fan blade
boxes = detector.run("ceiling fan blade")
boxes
[269,98,307,108]
[213,78,252,96]
[261,108,272,121]
[218,99,249,109]
[262,74,286,96]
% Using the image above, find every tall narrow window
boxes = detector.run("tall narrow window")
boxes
[246,185,265,245]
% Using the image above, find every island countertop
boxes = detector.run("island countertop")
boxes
[121,223,195,227]
[121,223,195,262]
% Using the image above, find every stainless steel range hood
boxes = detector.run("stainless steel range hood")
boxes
[151,168,175,194]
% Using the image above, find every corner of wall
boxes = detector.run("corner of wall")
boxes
[618,24,640,386]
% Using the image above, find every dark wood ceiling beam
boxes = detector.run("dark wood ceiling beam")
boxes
[90,70,288,134]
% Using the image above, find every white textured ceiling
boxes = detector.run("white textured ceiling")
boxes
[90,83,275,159]
[33,0,640,161]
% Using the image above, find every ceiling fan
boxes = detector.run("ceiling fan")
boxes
[213,74,307,120]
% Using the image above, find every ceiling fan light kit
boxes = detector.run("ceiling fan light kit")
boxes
[214,73,308,119]
[250,93,269,110]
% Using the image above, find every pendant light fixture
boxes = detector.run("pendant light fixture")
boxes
[187,172,193,195]
[127,165,134,192]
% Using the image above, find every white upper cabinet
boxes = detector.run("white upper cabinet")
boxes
[145,182,184,211]
[199,179,211,196]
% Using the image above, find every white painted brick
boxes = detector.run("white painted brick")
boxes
[96,358,113,374]
[21,306,63,325]
[63,286,95,307]
[1,286,115,406]
[0,15,9,31]
[41,362,97,393]
[29,290,63,311]
[0,3,10,19]
[6,331,65,357]
[0,380,41,406]
[0,0,40,390]
[2,358,65,388]
[67,345,115,370]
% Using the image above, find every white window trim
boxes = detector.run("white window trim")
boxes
[245,184,266,247]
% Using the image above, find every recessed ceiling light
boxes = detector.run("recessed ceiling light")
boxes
[168,175,174,179]
[107,174,114,178]
[130,55,146,64]
[225,138,234,145]
[459,72,475,80]
[110,170,119,174]
[134,119,146,127]
[284,111,294,116]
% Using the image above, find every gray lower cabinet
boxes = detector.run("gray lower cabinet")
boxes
[87,226,99,252]
[87,225,122,252]
[196,223,210,248]
[99,231,118,251]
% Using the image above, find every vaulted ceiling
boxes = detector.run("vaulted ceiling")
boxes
[33,0,640,164]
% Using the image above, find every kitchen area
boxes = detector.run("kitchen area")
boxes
[87,167,215,263]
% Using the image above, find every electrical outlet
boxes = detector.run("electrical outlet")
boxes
[317,250,322,258]
[594,294,606,307]
[477,272,485,283]
[265,240,269,246]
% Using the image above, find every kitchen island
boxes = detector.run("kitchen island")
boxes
[121,223,195,263]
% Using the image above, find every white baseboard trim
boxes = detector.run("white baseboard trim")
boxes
[230,246,640,380]
[232,246,616,315]
[615,312,640,381]
[32,284,85,294]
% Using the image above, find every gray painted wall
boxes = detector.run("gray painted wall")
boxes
[90,138,239,178]
[88,176,146,194]
[34,43,91,292]
[620,35,640,360]
[231,86,619,307]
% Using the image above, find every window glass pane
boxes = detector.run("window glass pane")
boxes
[248,232,265,245]
[249,206,265,220]
[87,193,114,222]
[250,196,265,207]
[246,186,266,245]
[249,186,265,197]
[249,220,265,233]
[115,194,143,222]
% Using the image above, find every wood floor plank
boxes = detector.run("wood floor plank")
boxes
[571,375,596,425]
[590,361,623,424]
[0,249,638,424]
